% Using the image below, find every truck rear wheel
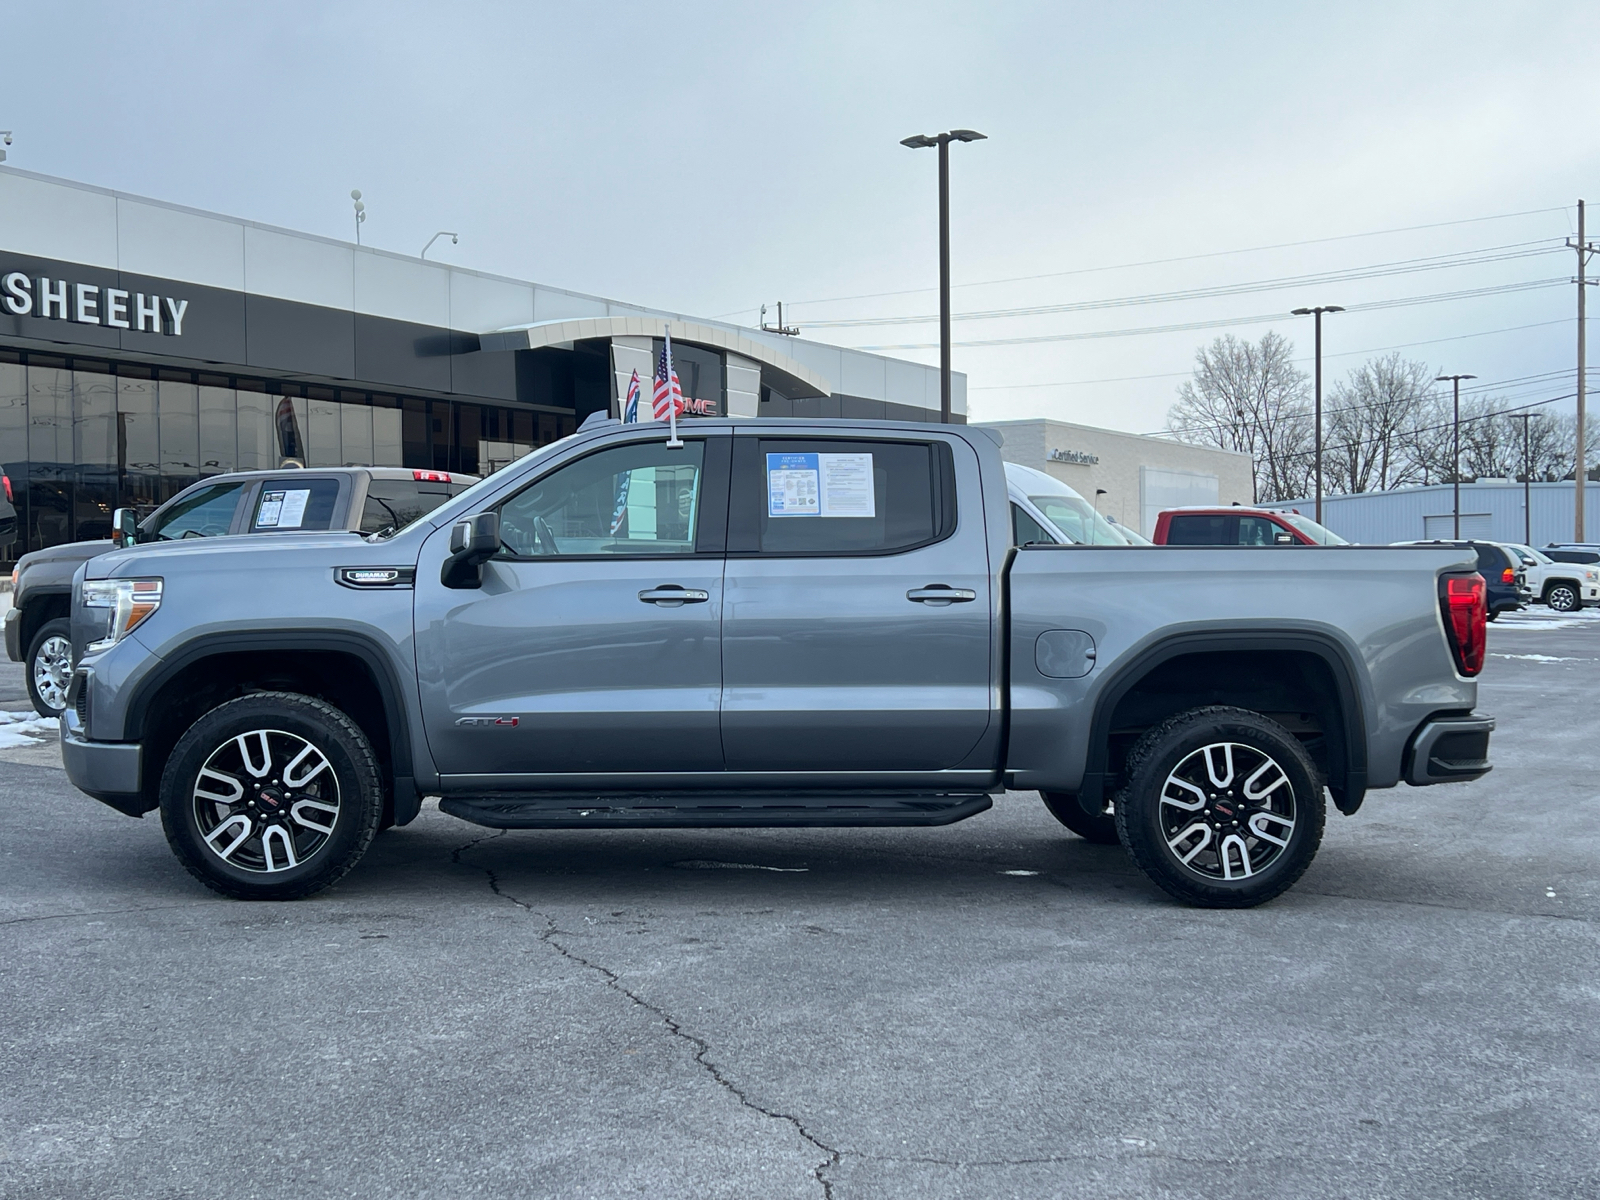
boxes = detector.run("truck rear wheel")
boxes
[1039,791,1119,844]
[1113,706,1325,908]
[158,692,383,900]
[1546,582,1580,612]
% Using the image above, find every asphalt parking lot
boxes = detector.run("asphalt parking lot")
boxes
[2,611,1598,1200]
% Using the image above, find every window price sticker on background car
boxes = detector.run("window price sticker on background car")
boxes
[767,452,875,518]
[256,488,312,529]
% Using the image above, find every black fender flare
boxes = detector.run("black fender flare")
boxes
[123,630,422,825]
[1077,629,1369,816]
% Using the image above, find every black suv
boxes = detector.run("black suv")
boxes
[4,466,475,715]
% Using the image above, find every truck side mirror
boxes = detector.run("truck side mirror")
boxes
[112,507,139,548]
[441,511,501,589]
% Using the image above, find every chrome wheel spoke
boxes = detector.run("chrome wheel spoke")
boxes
[1167,821,1212,865]
[236,732,273,779]
[260,824,299,872]
[194,768,245,805]
[1247,809,1295,848]
[203,813,253,861]
[1243,759,1289,802]
[1202,744,1236,789]
[1161,776,1208,811]
[290,798,338,835]
[1218,833,1253,879]
[283,743,330,789]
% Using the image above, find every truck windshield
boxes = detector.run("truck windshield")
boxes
[1280,513,1349,545]
[1027,494,1130,545]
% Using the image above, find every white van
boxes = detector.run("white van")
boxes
[1005,462,1149,546]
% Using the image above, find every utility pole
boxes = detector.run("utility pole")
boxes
[900,129,987,423]
[1517,413,1532,545]
[1567,200,1598,540]
[1292,305,1343,524]
[1437,373,1476,538]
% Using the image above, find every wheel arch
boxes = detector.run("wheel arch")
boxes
[20,589,71,657]
[1079,630,1369,816]
[123,631,420,826]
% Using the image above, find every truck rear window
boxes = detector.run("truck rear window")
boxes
[360,479,467,535]
[1165,515,1232,545]
[248,478,341,532]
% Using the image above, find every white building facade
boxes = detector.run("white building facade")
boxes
[974,418,1255,536]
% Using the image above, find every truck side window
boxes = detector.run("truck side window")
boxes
[247,478,342,533]
[360,479,467,535]
[1237,516,1281,546]
[729,437,955,556]
[148,481,248,541]
[1166,514,1233,545]
[498,440,706,557]
[1012,503,1055,546]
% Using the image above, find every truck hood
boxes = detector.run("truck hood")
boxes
[18,539,113,572]
[84,531,378,579]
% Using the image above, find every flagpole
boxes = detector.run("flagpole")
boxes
[665,325,684,448]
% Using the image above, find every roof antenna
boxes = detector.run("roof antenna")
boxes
[760,302,800,336]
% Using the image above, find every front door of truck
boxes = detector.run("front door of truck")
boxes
[414,435,730,778]
[719,431,993,772]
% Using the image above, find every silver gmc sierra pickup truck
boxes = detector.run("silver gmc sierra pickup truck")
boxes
[60,417,1494,908]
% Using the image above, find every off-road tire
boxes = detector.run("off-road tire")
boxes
[25,617,73,717]
[1546,582,1580,613]
[159,692,383,900]
[1113,706,1326,908]
[1039,791,1119,844]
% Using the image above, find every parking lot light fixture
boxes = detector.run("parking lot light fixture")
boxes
[1436,373,1477,538]
[1292,305,1344,523]
[901,128,988,423]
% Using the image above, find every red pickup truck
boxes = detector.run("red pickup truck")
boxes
[1153,506,1347,547]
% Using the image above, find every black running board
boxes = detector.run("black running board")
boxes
[439,792,994,830]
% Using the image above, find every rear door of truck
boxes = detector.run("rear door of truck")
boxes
[719,428,993,772]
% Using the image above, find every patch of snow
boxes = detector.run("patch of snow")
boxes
[667,860,809,872]
[1490,653,1584,662]
[0,710,58,748]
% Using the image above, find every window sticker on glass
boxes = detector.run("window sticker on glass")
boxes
[767,452,876,518]
[256,488,312,529]
[767,453,821,517]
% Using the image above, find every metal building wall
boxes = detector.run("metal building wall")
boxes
[1268,482,1600,546]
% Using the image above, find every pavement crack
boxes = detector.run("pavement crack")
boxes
[0,901,214,927]
[452,832,841,1199]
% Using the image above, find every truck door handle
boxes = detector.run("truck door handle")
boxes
[638,586,710,607]
[907,585,977,606]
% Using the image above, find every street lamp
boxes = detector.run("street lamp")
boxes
[901,128,987,424]
[1291,305,1344,523]
[421,231,458,260]
[1436,373,1477,538]
[1516,412,1533,545]
[351,189,366,245]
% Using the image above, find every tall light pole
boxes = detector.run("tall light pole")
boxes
[351,190,366,245]
[1437,373,1476,539]
[1566,199,1598,540]
[901,129,987,423]
[1292,305,1344,523]
[1517,412,1533,545]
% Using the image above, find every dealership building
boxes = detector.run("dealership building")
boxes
[0,166,964,554]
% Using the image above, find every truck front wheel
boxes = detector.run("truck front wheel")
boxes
[1113,706,1325,908]
[158,692,383,900]
[1039,792,1119,844]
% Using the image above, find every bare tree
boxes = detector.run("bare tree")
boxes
[1323,354,1434,493]
[1166,331,1312,502]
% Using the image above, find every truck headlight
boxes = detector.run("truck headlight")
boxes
[1586,570,1598,581]
[82,578,162,652]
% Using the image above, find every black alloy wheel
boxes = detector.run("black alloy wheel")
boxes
[159,692,383,900]
[25,617,73,717]
[1114,706,1325,908]
[1546,583,1580,613]
[1040,791,1119,844]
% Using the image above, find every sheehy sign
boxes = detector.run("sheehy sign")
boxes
[1,271,190,336]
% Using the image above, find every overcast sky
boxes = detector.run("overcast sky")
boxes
[6,1,1599,432]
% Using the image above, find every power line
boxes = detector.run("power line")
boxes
[857,278,1569,351]
[802,241,1563,329]
[710,204,1572,318]
[968,319,1577,391]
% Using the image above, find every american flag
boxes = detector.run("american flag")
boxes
[652,331,685,421]
[621,369,641,423]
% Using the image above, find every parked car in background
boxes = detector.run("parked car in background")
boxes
[1504,543,1599,612]
[1394,540,1525,619]
[1153,506,1349,546]
[1543,544,1600,566]
[4,466,475,716]
[1005,463,1140,546]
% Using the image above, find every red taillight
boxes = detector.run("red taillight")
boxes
[1501,567,1515,584]
[2,474,11,504]
[413,470,451,482]
[1440,573,1486,676]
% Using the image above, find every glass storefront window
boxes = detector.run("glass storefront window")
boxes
[117,372,161,516]
[340,401,373,467]
[237,386,273,471]
[307,396,341,467]
[372,397,402,467]
[158,376,200,496]
[199,385,238,476]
